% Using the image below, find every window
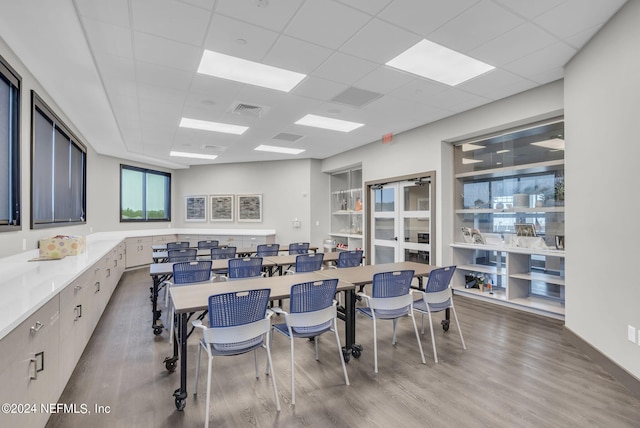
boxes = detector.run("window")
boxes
[0,56,20,232]
[31,92,87,228]
[120,165,171,222]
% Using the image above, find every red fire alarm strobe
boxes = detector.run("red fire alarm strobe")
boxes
[382,133,393,144]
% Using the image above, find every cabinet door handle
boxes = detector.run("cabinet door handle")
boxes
[106,268,111,278]
[95,282,101,293]
[74,285,82,292]
[29,351,44,380]
[74,304,82,321]
[30,321,44,334]
[94,267,100,273]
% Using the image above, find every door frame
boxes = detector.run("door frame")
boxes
[365,170,436,265]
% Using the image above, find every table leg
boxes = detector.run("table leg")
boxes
[173,312,188,411]
[151,274,169,335]
[338,288,361,362]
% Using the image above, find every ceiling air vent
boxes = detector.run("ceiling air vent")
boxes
[230,102,265,117]
[273,132,304,142]
[331,87,383,107]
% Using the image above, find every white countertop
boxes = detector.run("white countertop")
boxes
[0,228,277,340]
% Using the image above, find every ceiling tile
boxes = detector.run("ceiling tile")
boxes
[428,0,525,53]
[534,0,627,39]
[83,18,134,58]
[313,52,378,85]
[335,0,393,15]
[135,61,194,92]
[469,23,558,66]
[74,0,130,27]
[503,42,576,79]
[131,0,211,46]
[340,18,421,63]
[202,14,279,61]
[293,76,349,101]
[214,0,304,32]
[379,0,480,36]
[457,69,532,99]
[352,65,415,94]
[133,32,202,72]
[263,35,334,74]
[386,78,449,103]
[284,0,371,49]
[492,0,567,19]
[177,0,216,11]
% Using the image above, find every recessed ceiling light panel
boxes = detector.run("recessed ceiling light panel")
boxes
[198,50,306,92]
[386,39,494,86]
[255,144,305,155]
[170,150,218,160]
[179,117,248,135]
[295,114,364,132]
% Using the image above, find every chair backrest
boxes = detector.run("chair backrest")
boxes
[168,248,197,262]
[172,260,212,284]
[208,289,271,328]
[371,270,415,298]
[197,240,219,249]
[289,279,338,313]
[256,243,280,257]
[288,242,310,255]
[337,250,363,268]
[294,253,324,273]
[210,246,237,260]
[228,257,263,279]
[425,266,456,293]
[167,241,190,250]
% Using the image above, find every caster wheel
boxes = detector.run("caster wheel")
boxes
[342,352,351,363]
[165,360,177,372]
[442,319,450,331]
[175,398,186,411]
[352,349,361,359]
[153,327,163,335]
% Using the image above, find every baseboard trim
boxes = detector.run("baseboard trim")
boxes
[564,327,640,400]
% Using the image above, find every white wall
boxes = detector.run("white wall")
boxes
[564,0,640,379]
[173,158,330,249]
[322,81,564,266]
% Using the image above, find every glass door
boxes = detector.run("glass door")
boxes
[370,178,432,264]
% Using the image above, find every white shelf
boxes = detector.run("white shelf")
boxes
[332,210,363,215]
[510,272,565,286]
[455,159,564,179]
[330,233,363,239]
[453,286,507,302]
[456,206,565,214]
[451,242,565,258]
[457,263,506,276]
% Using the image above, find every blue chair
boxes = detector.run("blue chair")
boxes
[210,247,236,276]
[192,289,280,427]
[256,243,280,257]
[271,279,349,404]
[412,266,466,363]
[198,240,219,250]
[167,241,190,250]
[286,253,324,274]
[357,270,425,373]
[168,248,197,262]
[227,257,264,280]
[165,260,213,343]
[210,246,236,260]
[337,250,363,268]
[288,242,310,255]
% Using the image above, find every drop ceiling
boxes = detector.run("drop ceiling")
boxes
[0,0,627,169]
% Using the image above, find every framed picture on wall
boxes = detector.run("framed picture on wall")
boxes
[185,195,207,222]
[210,194,234,222]
[237,194,262,222]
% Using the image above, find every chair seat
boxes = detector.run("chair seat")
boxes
[272,320,332,338]
[357,306,411,319]
[413,298,451,313]
[202,336,264,356]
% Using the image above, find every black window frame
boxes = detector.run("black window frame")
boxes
[0,55,21,232]
[120,164,171,222]
[31,91,87,229]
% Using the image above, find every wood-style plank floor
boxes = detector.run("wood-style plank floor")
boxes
[47,269,640,428]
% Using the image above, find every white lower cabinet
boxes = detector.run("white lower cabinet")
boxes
[0,297,60,427]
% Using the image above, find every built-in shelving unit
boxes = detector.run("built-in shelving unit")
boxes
[451,119,566,319]
[329,167,363,251]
